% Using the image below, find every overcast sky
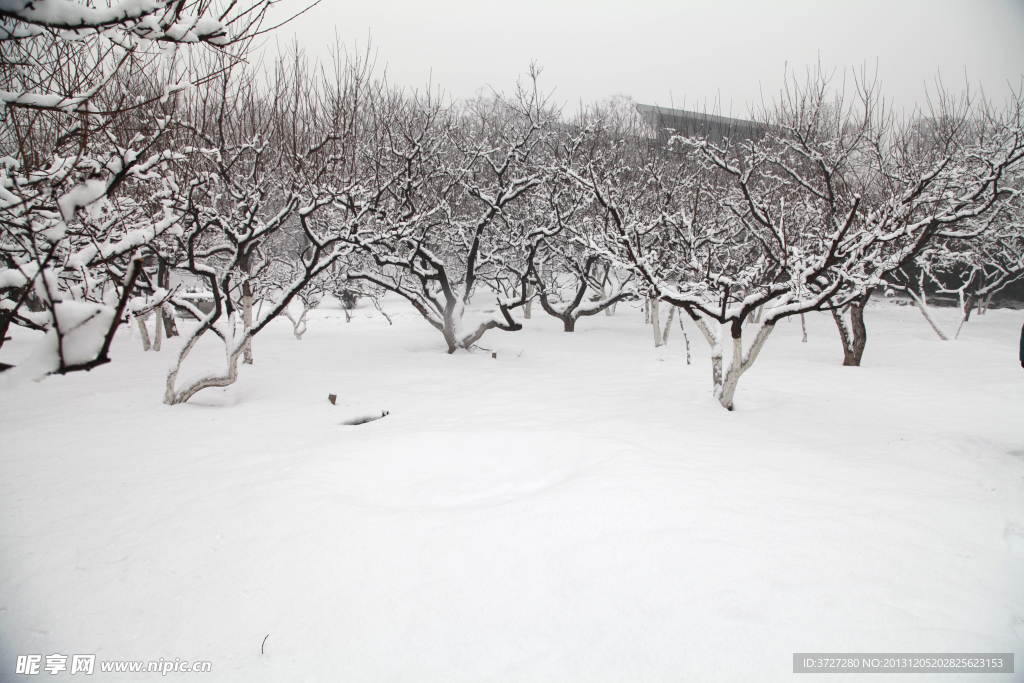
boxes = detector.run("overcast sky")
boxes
[263,0,1024,117]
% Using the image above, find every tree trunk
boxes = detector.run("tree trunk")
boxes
[718,332,745,410]
[242,283,254,364]
[907,288,949,340]
[372,296,393,325]
[711,351,723,391]
[717,321,775,410]
[678,313,691,365]
[443,322,459,354]
[953,292,979,340]
[136,314,151,351]
[286,304,308,339]
[686,311,722,389]
[847,297,867,365]
[661,305,676,343]
[651,298,662,347]
[157,261,178,337]
[524,284,534,319]
[831,308,852,364]
[599,265,606,304]
[831,291,870,365]
[153,307,163,352]
[563,316,575,332]
[162,306,178,338]
[800,313,808,343]
[442,296,466,353]
[165,325,245,405]
[0,302,14,349]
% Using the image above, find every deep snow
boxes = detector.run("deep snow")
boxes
[1,298,1023,682]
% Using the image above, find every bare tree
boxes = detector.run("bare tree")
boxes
[854,83,1024,350]
[533,249,633,332]
[0,0,287,376]
[565,75,887,409]
[348,71,555,353]
[526,144,636,332]
[162,47,379,404]
[889,213,1024,340]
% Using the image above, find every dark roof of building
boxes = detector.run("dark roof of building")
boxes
[635,103,762,144]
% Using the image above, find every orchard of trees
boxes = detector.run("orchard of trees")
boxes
[2,1,1022,409]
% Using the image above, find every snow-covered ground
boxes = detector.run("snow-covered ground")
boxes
[2,299,1023,682]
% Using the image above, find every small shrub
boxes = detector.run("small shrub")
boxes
[336,289,360,310]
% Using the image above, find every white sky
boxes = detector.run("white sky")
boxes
[263,0,1024,117]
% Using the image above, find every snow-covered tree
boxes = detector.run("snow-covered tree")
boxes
[889,209,1024,340]
[348,71,556,353]
[564,76,892,409]
[856,87,1024,345]
[0,72,185,376]
[252,255,328,341]
[162,48,383,404]
[525,155,636,332]
[532,247,633,332]
[0,0,281,377]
